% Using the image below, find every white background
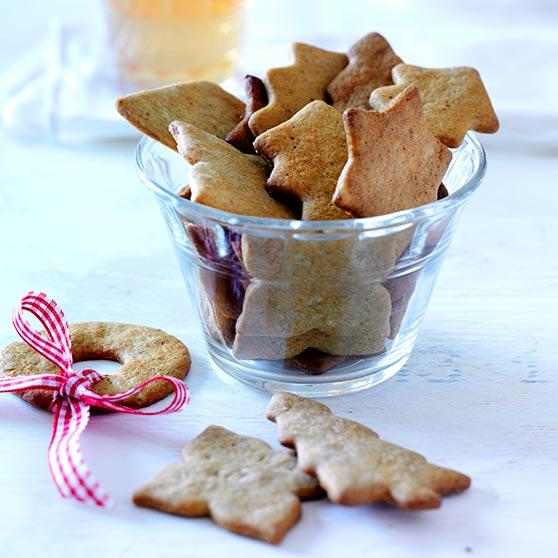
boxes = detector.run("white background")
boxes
[0,1,557,557]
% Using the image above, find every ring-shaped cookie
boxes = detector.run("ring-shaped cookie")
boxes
[1,322,191,411]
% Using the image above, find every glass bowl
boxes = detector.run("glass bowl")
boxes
[136,133,486,396]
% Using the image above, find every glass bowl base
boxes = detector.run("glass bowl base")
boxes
[207,342,412,397]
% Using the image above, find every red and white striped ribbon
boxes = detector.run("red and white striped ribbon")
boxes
[0,292,189,508]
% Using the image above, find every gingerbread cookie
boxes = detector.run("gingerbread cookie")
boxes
[267,393,471,509]
[1,322,190,411]
[254,101,350,220]
[178,185,192,199]
[116,81,245,150]
[199,293,236,348]
[249,42,348,136]
[384,270,420,338]
[134,425,322,544]
[370,64,499,147]
[327,32,402,111]
[334,87,452,217]
[187,224,244,319]
[225,75,269,154]
[169,121,294,218]
[185,224,245,347]
[197,270,238,348]
[233,235,395,359]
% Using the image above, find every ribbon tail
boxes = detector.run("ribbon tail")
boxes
[48,399,113,508]
[82,376,189,416]
[0,374,63,393]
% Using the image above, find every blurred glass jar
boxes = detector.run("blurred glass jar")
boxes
[103,0,244,87]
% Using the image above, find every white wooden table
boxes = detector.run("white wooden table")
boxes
[1,3,557,557]
[1,118,556,558]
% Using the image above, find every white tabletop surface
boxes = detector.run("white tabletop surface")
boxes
[1,2,557,557]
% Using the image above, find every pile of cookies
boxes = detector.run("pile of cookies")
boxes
[118,33,498,372]
[134,392,471,544]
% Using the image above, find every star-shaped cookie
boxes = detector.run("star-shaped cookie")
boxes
[267,393,471,509]
[248,42,348,136]
[233,234,395,359]
[370,64,499,147]
[169,121,293,218]
[334,87,452,217]
[327,32,402,111]
[116,81,245,151]
[133,426,322,544]
[254,100,350,220]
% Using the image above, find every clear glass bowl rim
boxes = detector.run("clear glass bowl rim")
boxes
[135,131,486,232]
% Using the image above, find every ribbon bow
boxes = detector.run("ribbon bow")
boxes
[0,292,189,508]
